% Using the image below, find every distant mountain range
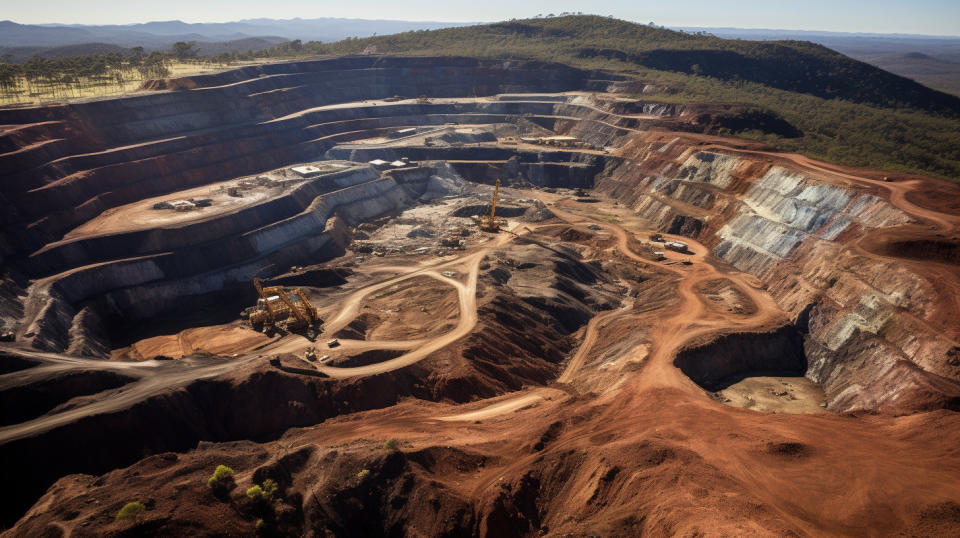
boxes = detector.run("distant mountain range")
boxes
[0,17,472,50]
[0,38,290,63]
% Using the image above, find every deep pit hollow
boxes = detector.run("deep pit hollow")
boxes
[672,312,825,413]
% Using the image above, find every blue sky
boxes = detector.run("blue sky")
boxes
[5,0,960,36]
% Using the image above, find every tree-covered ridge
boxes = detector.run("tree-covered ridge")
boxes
[278,15,960,117]
[0,42,235,104]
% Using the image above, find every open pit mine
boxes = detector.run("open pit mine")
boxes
[1,56,960,536]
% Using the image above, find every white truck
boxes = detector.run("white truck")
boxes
[665,241,689,253]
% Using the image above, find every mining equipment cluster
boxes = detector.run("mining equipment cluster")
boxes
[649,233,692,263]
[247,277,321,338]
[472,179,507,233]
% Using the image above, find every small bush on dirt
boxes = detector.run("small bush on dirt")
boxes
[384,438,398,450]
[246,485,264,500]
[247,479,279,502]
[357,469,370,480]
[247,478,280,502]
[207,464,235,492]
[115,501,145,521]
[261,479,278,499]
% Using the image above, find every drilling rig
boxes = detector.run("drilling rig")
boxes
[473,179,506,233]
[248,277,320,337]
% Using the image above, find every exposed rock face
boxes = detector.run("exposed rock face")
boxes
[0,58,614,249]
[597,136,960,413]
[714,166,910,278]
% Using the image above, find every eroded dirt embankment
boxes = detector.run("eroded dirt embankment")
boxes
[10,379,960,537]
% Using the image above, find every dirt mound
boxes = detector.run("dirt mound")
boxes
[558,226,596,242]
[360,275,460,341]
[695,278,759,315]
[520,203,555,222]
[332,312,381,340]
[405,224,436,238]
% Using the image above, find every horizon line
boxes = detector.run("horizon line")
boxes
[2,16,960,40]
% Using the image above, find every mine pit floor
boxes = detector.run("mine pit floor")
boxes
[717,376,827,414]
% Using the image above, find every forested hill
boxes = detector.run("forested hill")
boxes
[292,15,960,118]
[259,15,960,182]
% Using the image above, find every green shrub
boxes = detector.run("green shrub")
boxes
[247,478,279,502]
[384,439,398,451]
[115,501,145,521]
[246,478,280,505]
[261,479,278,500]
[246,485,264,500]
[207,464,235,490]
[357,469,370,480]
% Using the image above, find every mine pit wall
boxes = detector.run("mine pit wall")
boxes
[0,360,438,529]
[28,166,380,276]
[0,58,623,255]
[328,148,612,189]
[674,316,809,391]
[75,171,426,321]
[17,165,436,354]
[451,161,600,189]
[597,142,960,413]
[10,100,631,255]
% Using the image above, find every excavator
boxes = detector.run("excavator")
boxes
[473,178,507,233]
[249,277,320,336]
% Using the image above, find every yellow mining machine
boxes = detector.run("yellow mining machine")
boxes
[473,179,507,233]
[249,277,320,336]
